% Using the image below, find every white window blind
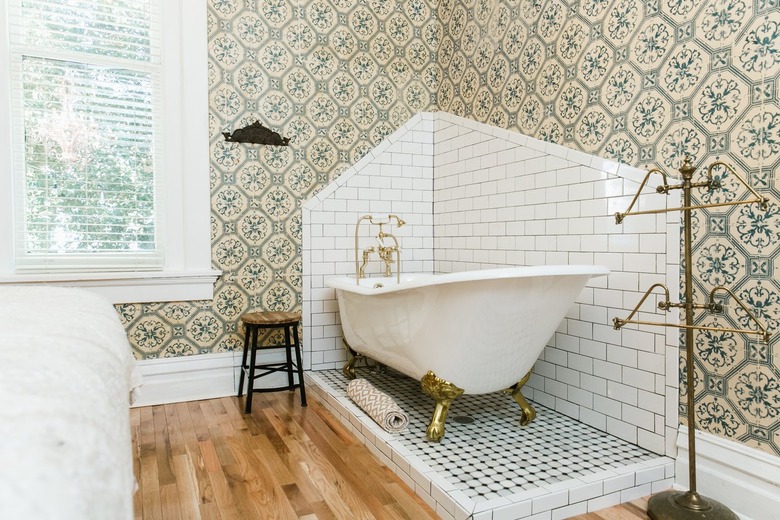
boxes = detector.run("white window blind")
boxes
[8,0,164,272]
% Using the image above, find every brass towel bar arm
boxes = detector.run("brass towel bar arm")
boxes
[612,283,771,344]
[614,162,769,224]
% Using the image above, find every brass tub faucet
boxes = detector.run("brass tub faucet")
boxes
[354,214,405,284]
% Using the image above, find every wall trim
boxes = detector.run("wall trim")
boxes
[131,350,301,407]
[675,426,780,520]
[132,352,239,407]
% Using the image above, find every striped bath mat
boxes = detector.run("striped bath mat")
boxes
[347,378,409,433]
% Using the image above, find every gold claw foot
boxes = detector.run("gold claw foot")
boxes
[342,339,363,380]
[420,371,464,442]
[507,371,536,426]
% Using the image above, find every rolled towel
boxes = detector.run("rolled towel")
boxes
[347,378,409,433]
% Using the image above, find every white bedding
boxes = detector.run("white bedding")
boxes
[0,286,142,520]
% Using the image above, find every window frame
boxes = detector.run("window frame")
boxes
[0,0,220,304]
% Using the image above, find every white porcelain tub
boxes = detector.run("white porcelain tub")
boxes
[327,265,609,440]
[326,265,609,395]
[326,265,609,394]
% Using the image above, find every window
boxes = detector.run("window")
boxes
[9,0,163,272]
[0,0,219,303]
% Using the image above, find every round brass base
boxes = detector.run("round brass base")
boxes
[648,490,739,520]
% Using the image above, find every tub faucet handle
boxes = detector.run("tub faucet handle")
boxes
[377,244,397,277]
[359,246,375,279]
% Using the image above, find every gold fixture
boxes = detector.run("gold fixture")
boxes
[341,339,364,380]
[420,371,464,442]
[354,215,374,285]
[504,371,536,426]
[344,346,537,440]
[354,214,405,285]
[612,158,771,520]
[359,246,375,278]
[377,231,400,280]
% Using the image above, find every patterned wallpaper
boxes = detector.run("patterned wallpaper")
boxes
[119,1,438,355]
[435,0,779,455]
[117,0,780,456]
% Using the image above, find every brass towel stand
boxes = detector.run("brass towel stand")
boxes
[612,158,771,520]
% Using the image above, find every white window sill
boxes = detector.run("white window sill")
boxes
[0,269,222,304]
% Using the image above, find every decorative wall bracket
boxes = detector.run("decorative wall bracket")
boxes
[222,120,290,146]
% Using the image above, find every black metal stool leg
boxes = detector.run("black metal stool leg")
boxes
[284,324,294,390]
[292,323,307,406]
[237,322,250,398]
[245,325,259,414]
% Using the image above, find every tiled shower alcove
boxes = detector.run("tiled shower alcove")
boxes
[301,112,681,518]
[307,369,673,520]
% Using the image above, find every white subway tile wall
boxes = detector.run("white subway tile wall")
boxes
[302,113,436,372]
[302,112,680,457]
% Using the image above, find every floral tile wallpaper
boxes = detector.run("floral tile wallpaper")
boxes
[117,0,780,456]
[119,1,439,354]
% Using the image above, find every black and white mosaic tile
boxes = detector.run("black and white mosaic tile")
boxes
[309,367,673,519]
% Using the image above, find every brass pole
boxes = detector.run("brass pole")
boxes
[680,159,703,504]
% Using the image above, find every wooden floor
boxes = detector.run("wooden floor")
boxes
[131,392,650,520]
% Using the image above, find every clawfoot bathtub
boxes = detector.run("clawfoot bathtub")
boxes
[326,265,609,441]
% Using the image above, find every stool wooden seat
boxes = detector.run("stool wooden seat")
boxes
[237,311,306,413]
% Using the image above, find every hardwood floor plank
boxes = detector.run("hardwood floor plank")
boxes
[139,453,163,520]
[200,502,223,520]
[188,400,211,442]
[286,437,379,520]
[199,439,222,473]
[171,453,203,520]
[160,484,183,520]
[153,406,176,486]
[294,399,422,515]
[174,401,200,451]
[281,483,315,518]
[186,442,219,513]
[251,433,296,486]
[198,501,223,520]
[289,404,401,508]
[139,406,156,458]
[218,396,248,431]
[383,482,439,520]
[131,415,143,520]
[261,399,387,519]
[164,403,186,457]
[206,467,242,520]
[221,431,300,520]
[626,497,650,517]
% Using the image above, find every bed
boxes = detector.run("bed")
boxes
[0,286,142,520]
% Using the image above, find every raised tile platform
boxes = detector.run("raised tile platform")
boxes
[307,368,673,520]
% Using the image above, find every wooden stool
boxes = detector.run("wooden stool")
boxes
[237,311,307,413]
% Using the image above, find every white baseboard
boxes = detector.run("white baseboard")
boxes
[131,352,240,407]
[675,426,780,520]
[131,350,301,407]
